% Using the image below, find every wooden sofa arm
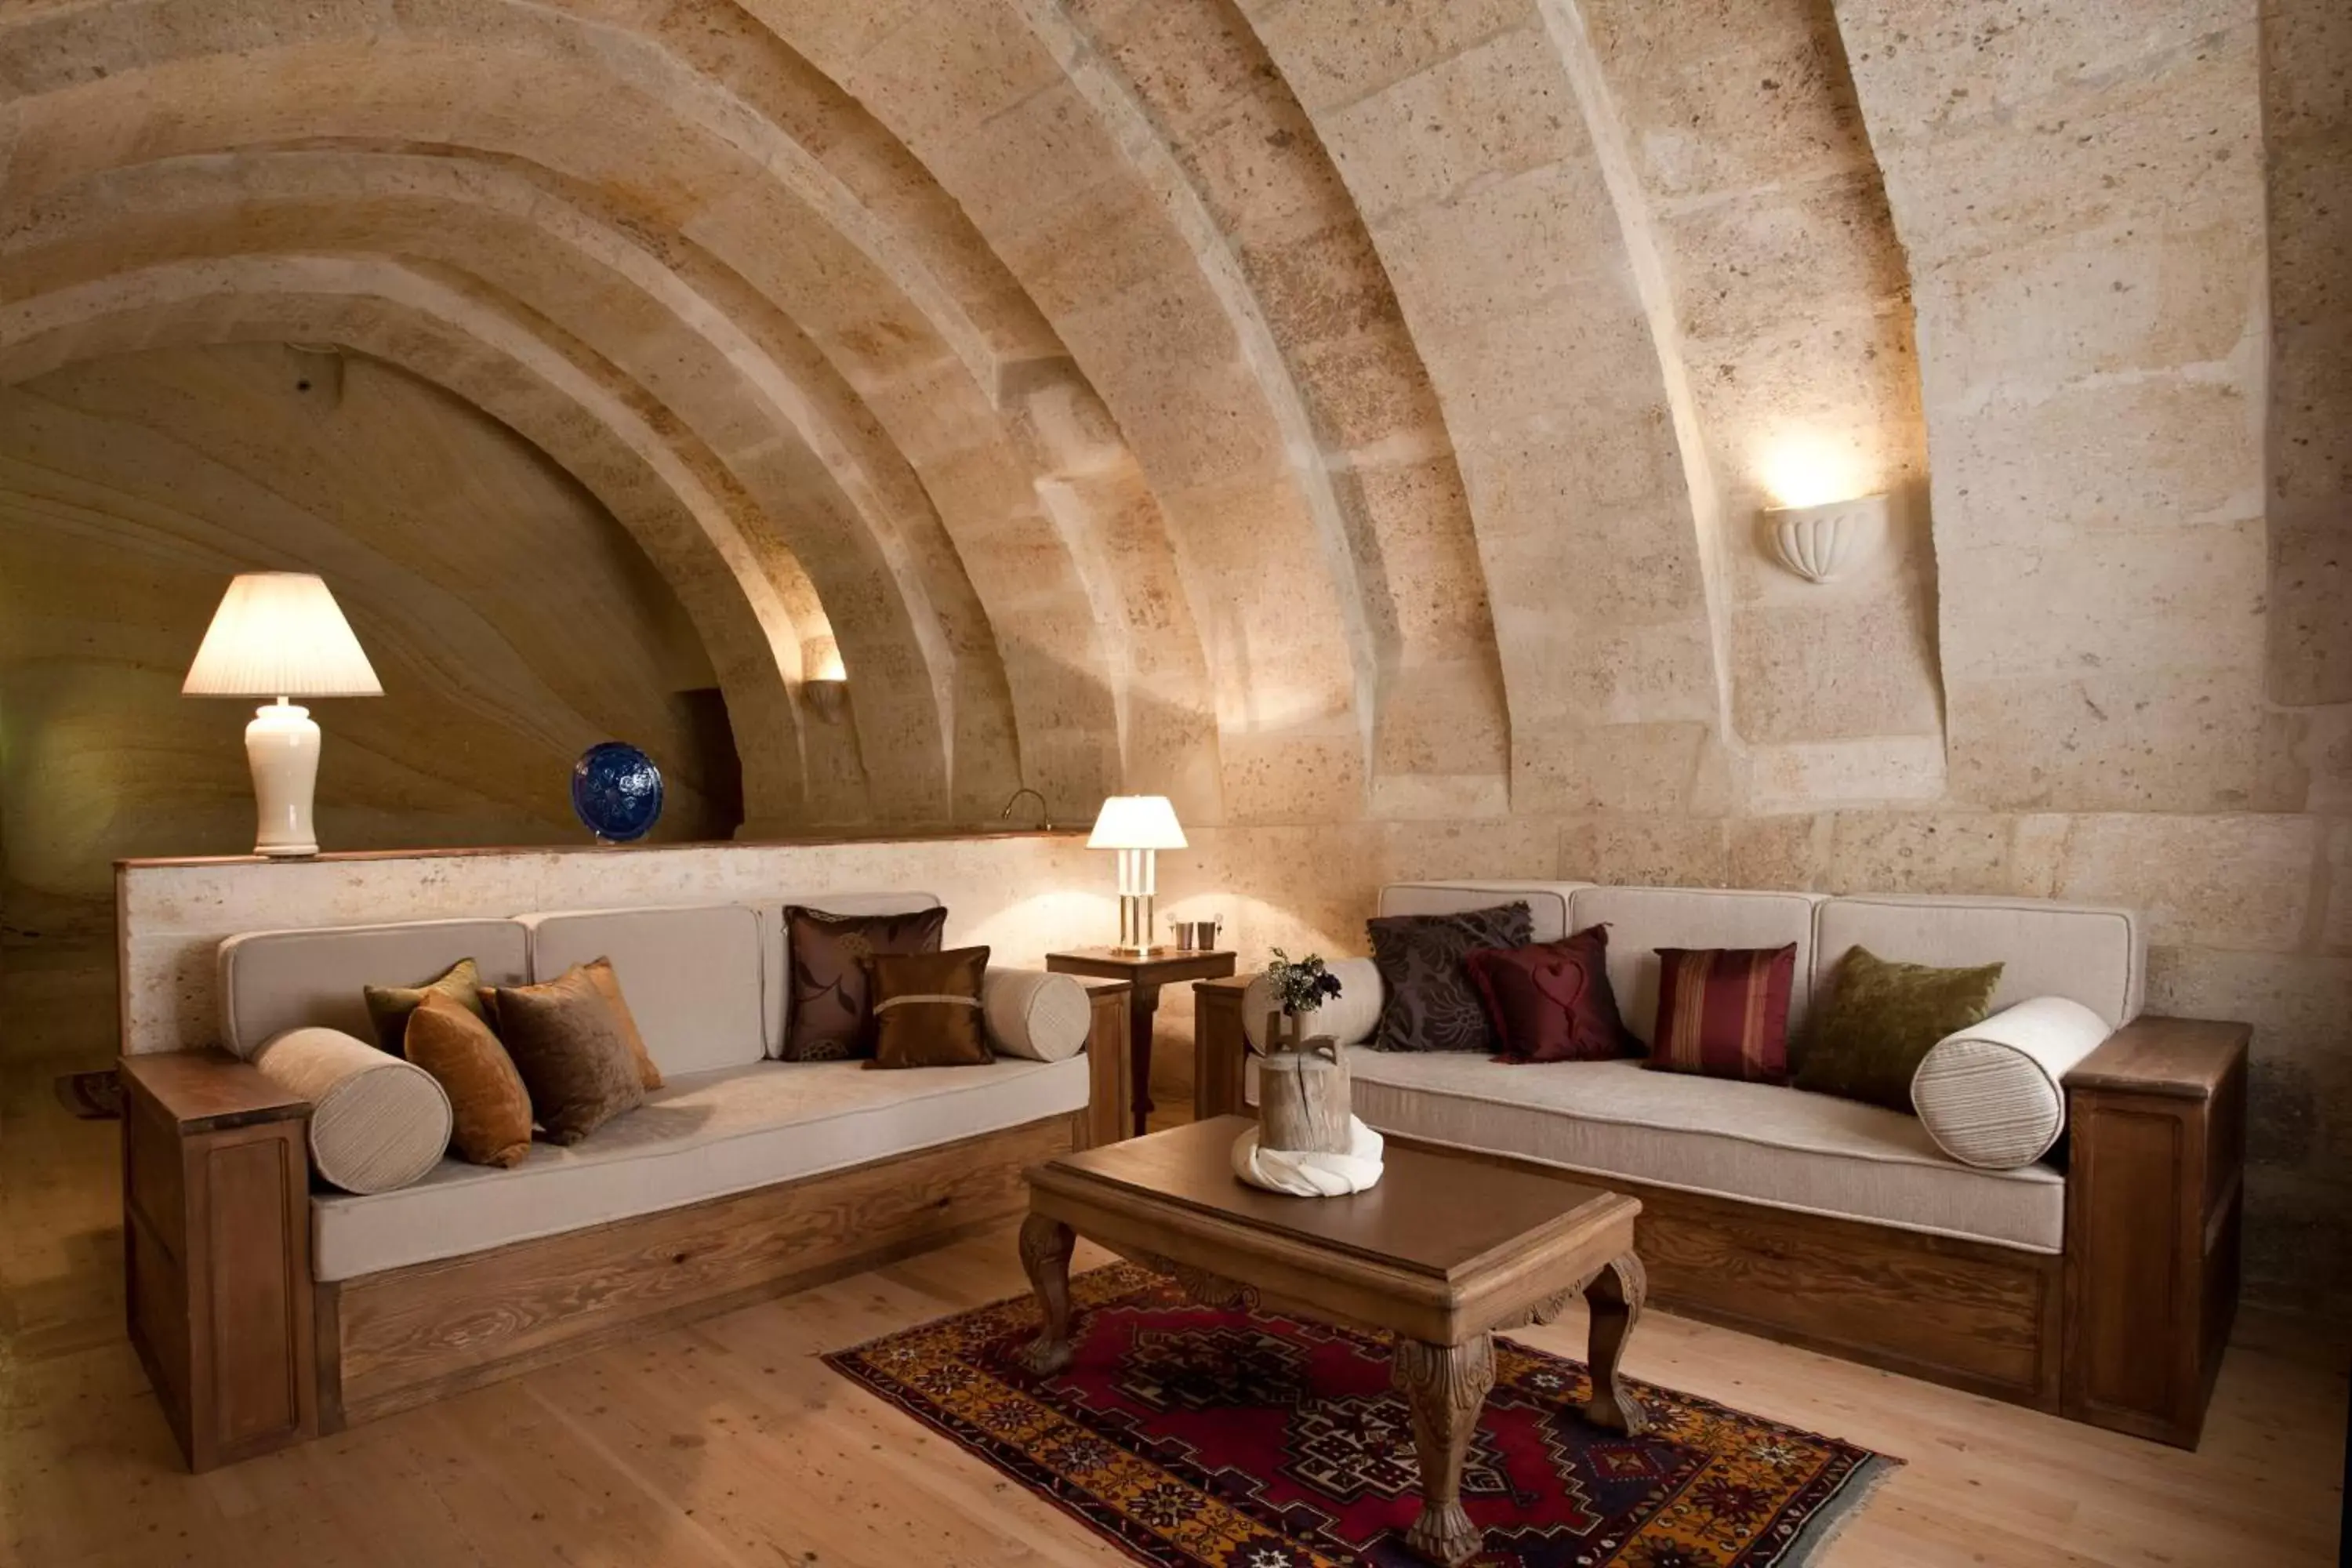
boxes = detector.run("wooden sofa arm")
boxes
[1193,975,1255,1120]
[118,1048,318,1472]
[2059,1014,2249,1449]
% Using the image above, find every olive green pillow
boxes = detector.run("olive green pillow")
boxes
[1794,946,2005,1113]
[363,956,490,1056]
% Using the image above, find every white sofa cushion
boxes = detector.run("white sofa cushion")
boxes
[1566,887,1825,1044]
[1253,1051,2063,1253]
[252,1027,451,1195]
[1913,996,2114,1169]
[524,905,766,1076]
[1377,882,1591,942]
[218,918,530,1058]
[762,893,943,1057]
[982,968,1091,1062]
[310,1054,1089,1280]
[1813,895,2143,1028]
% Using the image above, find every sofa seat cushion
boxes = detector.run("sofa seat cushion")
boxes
[1258,1051,2062,1253]
[311,1054,1088,1280]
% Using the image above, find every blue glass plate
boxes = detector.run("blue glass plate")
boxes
[571,742,664,844]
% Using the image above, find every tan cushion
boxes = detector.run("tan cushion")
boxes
[219,918,529,1058]
[760,893,942,1054]
[492,966,646,1145]
[982,969,1091,1062]
[583,958,662,1091]
[251,1026,451,1194]
[1912,997,2114,1169]
[524,906,764,1076]
[404,993,532,1168]
[867,946,992,1069]
[1377,882,1590,942]
[1251,1050,2063,1253]
[1568,887,1825,1044]
[1813,895,2143,1028]
[1241,957,1384,1051]
[310,1056,1090,1279]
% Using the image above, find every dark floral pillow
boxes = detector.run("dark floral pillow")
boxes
[1367,902,1535,1053]
[782,905,946,1060]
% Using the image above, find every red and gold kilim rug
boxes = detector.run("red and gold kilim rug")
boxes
[826,1265,1898,1567]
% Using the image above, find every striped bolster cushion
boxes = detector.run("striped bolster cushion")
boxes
[1911,996,2113,1168]
[1642,944,1798,1084]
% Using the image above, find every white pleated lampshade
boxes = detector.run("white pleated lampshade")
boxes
[181,572,384,699]
[1087,794,1185,851]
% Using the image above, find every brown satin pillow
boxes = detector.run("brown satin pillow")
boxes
[491,965,644,1145]
[364,956,488,1056]
[403,992,532,1168]
[581,956,663,1091]
[783,905,947,1060]
[866,946,992,1070]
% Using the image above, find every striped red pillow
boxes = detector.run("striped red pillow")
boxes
[1644,945,1798,1083]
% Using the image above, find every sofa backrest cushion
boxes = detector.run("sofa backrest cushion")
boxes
[524,905,765,1076]
[1375,882,1590,943]
[1812,895,2143,1028]
[1567,887,1826,1046]
[760,892,943,1057]
[219,918,530,1058]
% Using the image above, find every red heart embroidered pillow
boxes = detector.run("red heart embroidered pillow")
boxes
[1463,926,1637,1064]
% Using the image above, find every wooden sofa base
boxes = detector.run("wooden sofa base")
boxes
[316,1112,1080,1432]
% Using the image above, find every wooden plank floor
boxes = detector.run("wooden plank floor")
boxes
[2,1051,2343,1567]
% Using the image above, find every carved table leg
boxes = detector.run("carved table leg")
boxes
[1392,1334,1495,1567]
[1581,1250,1648,1436]
[1018,1214,1077,1375]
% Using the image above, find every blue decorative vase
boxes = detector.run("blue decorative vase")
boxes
[571,742,664,844]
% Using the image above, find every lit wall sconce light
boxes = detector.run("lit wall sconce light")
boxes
[804,677,848,723]
[1763,494,1887,585]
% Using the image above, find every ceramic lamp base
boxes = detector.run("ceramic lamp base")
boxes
[245,699,322,857]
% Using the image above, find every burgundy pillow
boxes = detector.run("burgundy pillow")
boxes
[1644,945,1798,1083]
[1465,925,1636,1064]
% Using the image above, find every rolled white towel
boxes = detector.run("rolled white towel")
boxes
[1231,1116,1386,1196]
[1911,996,2114,1169]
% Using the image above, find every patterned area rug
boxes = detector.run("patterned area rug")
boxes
[826,1264,1897,1567]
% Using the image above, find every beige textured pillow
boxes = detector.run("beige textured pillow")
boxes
[980,968,1091,1062]
[405,993,533,1168]
[251,1026,451,1193]
[492,965,645,1144]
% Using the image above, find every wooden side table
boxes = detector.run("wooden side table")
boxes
[1045,948,1236,1138]
[119,1049,317,1472]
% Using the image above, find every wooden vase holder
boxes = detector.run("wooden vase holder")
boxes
[1258,1007,1352,1155]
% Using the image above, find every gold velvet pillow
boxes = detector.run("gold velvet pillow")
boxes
[491,965,645,1144]
[404,992,533,1168]
[1793,946,2005,1113]
[581,956,663,1091]
[364,956,489,1056]
[865,946,992,1070]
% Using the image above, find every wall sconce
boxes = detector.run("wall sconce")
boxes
[1762,494,1887,585]
[804,678,848,723]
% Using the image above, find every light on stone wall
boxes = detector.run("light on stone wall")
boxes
[800,636,848,722]
[1757,430,1866,510]
[1762,494,1887,585]
[804,677,848,723]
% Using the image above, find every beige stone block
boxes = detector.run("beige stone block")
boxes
[1367,158,1620,341]
[1236,223,1399,352]
[1731,596,1942,744]
[1373,656,1510,779]
[1501,614,1719,729]
[1343,454,1494,648]
[2057,814,2320,949]
[1819,811,2071,898]
[2292,704,2352,815]
[1947,670,2302,815]
[844,1,1060,151]
[993,175,1172,321]
[2263,0,2352,138]
[1747,737,1948,814]
[1366,771,1512,822]
[1936,518,2268,684]
[1288,320,1446,452]
[2144,946,2352,1181]
[1091,0,1271,138]
[1061,278,1282,492]
[1180,86,1359,242]
[1727,813,1828,890]
[1689,310,1926,514]
[1248,0,1536,114]
[1931,375,2260,546]
[928,78,1135,244]
[1218,727,1367,825]
[1317,27,1577,220]
[1664,172,1908,342]
[1559,815,1732,888]
[1414,278,1662,437]
[1512,720,1720,815]
[2325,822,2352,953]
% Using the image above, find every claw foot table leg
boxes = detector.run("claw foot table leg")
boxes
[1018,1214,1076,1375]
[1581,1251,1648,1436]
[1392,1334,1495,1566]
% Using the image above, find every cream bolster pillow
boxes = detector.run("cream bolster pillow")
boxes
[981,968,1091,1062]
[250,1026,452,1195]
[1910,996,2114,1171]
[1241,959,1384,1052]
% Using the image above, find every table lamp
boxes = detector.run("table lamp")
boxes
[182,572,383,857]
[1088,794,1185,956]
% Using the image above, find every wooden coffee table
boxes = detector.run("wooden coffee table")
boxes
[1018,1116,1646,1567]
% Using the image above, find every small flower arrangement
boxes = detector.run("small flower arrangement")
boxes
[1266,949,1344,1016]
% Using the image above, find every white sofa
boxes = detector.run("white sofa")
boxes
[1243,881,2142,1258]
[217,895,1096,1282]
